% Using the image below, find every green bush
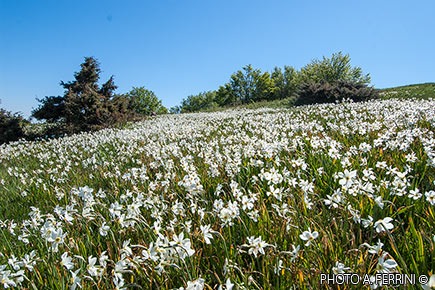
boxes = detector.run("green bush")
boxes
[295,80,378,106]
[300,51,370,85]
[0,109,28,144]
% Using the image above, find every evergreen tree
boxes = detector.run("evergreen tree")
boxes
[32,96,65,123]
[32,57,131,134]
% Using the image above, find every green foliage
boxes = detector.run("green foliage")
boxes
[126,86,168,116]
[271,65,300,100]
[179,52,373,112]
[295,80,378,105]
[300,51,370,85]
[31,96,65,123]
[169,106,181,114]
[214,83,236,107]
[0,108,28,144]
[180,91,218,113]
[62,58,122,133]
[228,64,275,103]
[213,65,276,107]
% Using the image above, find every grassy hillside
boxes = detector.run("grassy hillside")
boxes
[378,82,435,100]
[1,98,435,289]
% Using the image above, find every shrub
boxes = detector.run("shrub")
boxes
[295,80,378,106]
[0,109,28,144]
[299,51,371,85]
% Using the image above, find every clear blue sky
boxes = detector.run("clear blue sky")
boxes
[1,0,434,118]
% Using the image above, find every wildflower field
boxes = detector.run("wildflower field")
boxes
[1,98,435,289]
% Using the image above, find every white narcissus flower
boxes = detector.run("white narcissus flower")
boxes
[70,269,81,290]
[241,195,254,210]
[289,244,300,262]
[142,242,160,262]
[22,250,37,272]
[7,255,22,271]
[186,278,205,290]
[361,240,384,255]
[425,191,435,206]
[274,259,284,275]
[338,169,357,189]
[299,228,319,246]
[200,224,213,244]
[99,251,108,268]
[87,256,102,277]
[374,217,394,233]
[373,196,385,209]
[421,275,435,290]
[218,278,235,290]
[242,236,272,257]
[48,228,66,252]
[0,270,17,288]
[332,261,350,274]
[61,252,74,270]
[171,232,195,259]
[361,215,373,228]
[376,253,398,273]
[99,222,110,236]
[408,188,422,200]
[114,259,128,280]
[121,240,132,257]
[219,208,234,227]
[113,275,126,290]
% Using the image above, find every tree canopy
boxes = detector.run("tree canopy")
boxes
[126,87,168,116]
[299,52,370,85]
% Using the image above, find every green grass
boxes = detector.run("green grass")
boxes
[377,82,435,100]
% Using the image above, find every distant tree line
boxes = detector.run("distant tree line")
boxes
[174,52,377,113]
[1,52,377,144]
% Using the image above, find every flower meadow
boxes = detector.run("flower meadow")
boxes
[1,98,435,289]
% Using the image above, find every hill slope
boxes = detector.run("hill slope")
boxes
[1,98,435,289]
[378,82,435,99]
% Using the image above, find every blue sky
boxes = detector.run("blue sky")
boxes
[1,0,434,118]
